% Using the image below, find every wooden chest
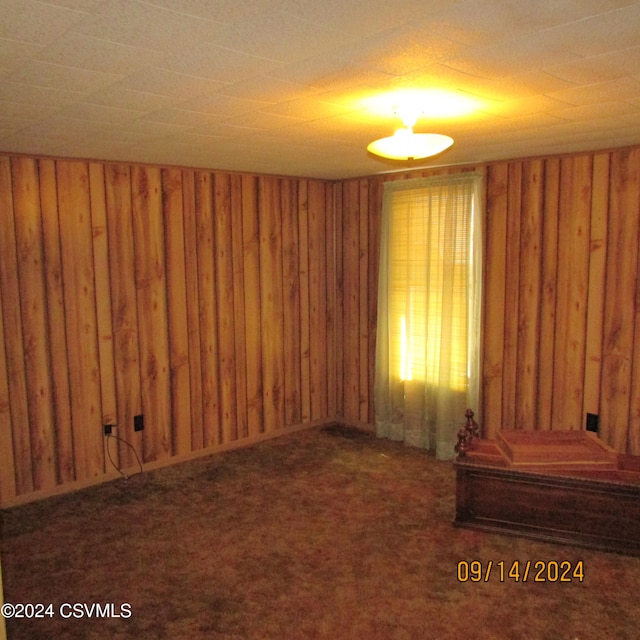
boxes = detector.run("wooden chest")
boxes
[453,431,640,556]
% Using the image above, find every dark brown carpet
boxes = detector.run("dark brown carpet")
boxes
[1,425,639,639]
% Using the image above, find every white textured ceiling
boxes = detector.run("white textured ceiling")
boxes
[2,0,640,179]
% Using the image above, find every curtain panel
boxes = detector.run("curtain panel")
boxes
[374,173,483,459]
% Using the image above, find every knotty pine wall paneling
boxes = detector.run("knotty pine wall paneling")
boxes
[481,150,640,453]
[602,148,640,453]
[4,144,640,506]
[0,156,337,507]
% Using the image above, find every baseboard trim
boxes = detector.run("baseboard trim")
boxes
[1,418,340,510]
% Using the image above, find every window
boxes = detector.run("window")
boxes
[389,178,478,389]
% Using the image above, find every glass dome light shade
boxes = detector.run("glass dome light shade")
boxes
[367,127,453,161]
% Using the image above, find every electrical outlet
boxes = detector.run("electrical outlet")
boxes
[134,414,144,432]
[104,425,114,436]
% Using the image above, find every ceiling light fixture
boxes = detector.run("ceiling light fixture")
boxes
[367,106,453,161]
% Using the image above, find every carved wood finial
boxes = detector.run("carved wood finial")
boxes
[455,409,480,457]
[455,426,471,456]
[465,409,479,441]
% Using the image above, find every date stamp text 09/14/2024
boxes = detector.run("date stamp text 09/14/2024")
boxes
[457,560,585,583]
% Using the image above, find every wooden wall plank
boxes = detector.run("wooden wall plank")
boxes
[89,162,118,427]
[195,171,220,446]
[0,171,17,501]
[56,160,104,480]
[308,180,328,421]
[131,165,171,462]
[12,157,57,491]
[366,177,383,426]
[333,182,344,420]
[181,170,204,451]
[230,174,249,440]
[162,168,192,456]
[104,163,142,469]
[502,162,523,428]
[358,179,369,424]
[536,158,560,432]
[0,278,16,502]
[259,177,285,432]
[515,160,543,432]
[298,180,311,423]
[0,158,32,495]
[481,163,508,438]
[583,153,610,420]
[551,155,592,430]
[39,159,74,484]
[281,178,302,426]
[241,175,263,437]
[341,179,360,423]
[631,219,640,455]
[213,173,238,443]
[325,182,338,420]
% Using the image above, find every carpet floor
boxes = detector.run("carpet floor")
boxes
[1,425,639,639]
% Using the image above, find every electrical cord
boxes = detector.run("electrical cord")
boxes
[105,428,144,480]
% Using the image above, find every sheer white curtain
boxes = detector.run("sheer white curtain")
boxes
[374,173,483,459]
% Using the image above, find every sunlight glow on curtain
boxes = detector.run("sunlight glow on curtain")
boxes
[374,173,483,459]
